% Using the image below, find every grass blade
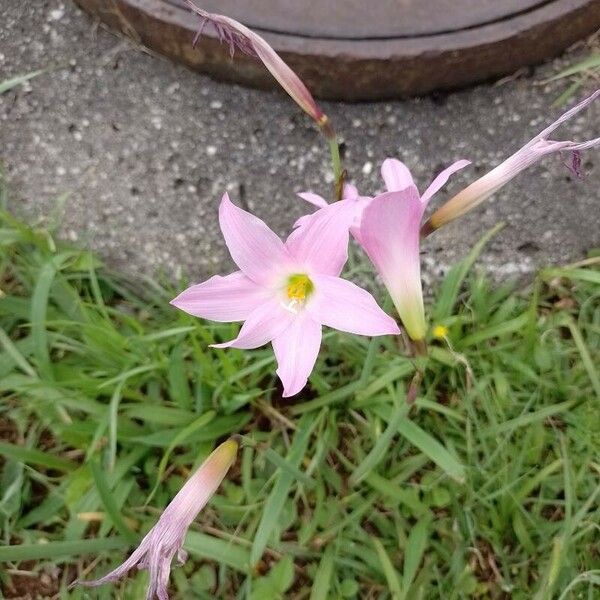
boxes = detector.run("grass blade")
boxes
[251,414,317,565]
[372,537,403,599]
[0,537,127,562]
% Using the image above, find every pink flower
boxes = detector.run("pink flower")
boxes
[171,194,399,396]
[294,161,469,341]
[184,1,329,132]
[75,439,239,600]
[294,183,371,245]
[359,159,470,342]
[423,89,600,234]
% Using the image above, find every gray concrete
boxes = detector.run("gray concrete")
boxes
[1,0,599,286]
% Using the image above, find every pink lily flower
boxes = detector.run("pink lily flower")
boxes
[423,89,600,234]
[171,194,400,396]
[76,438,239,600]
[294,161,469,342]
[184,1,330,133]
[359,159,471,342]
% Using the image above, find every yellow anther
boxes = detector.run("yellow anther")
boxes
[286,274,313,302]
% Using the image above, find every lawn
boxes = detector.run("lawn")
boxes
[0,171,599,599]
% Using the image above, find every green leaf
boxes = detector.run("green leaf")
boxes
[251,414,317,564]
[0,537,127,562]
[0,69,45,94]
[0,442,76,472]
[310,545,335,600]
[433,223,504,321]
[374,407,466,483]
[89,461,137,543]
[402,518,429,595]
[350,401,409,486]
[185,531,250,572]
[372,537,403,599]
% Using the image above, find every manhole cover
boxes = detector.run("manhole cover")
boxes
[74,0,600,99]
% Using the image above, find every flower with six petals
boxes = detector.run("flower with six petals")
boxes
[172,194,400,396]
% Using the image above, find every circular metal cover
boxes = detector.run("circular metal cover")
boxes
[72,0,600,100]
[171,0,545,37]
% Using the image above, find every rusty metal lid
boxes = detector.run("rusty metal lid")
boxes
[73,0,600,100]
[173,0,544,37]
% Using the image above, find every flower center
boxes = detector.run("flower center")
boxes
[284,274,313,312]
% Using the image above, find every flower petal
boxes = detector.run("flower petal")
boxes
[272,314,322,397]
[211,299,294,349]
[297,192,329,208]
[219,193,292,284]
[343,183,359,199]
[359,189,427,341]
[76,541,151,588]
[286,201,355,276]
[170,271,269,322]
[381,158,415,192]
[421,159,471,206]
[307,274,400,336]
[161,439,239,525]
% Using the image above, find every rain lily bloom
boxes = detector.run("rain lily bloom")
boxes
[295,159,469,342]
[184,0,330,134]
[171,194,399,396]
[76,438,239,600]
[423,89,600,235]
[359,159,470,343]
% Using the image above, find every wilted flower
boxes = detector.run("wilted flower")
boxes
[184,0,330,133]
[423,89,600,234]
[171,194,399,396]
[75,438,239,600]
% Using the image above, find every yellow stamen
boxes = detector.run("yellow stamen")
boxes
[286,274,313,302]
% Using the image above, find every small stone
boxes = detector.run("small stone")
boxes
[49,8,65,21]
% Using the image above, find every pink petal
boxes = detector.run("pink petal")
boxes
[421,159,471,206]
[219,193,292,285]
[160,439,239,525]
[343,183,359,199]
[170,271,269,322]
[523,88,600,151]
[381,158,415,192]
[307,274,400,336]
[293,213,313,229]
[348,196,373,245]
[297,192,329,209]
[359,189,427,341]
[211,299,294,350]
[286,201,355,276]
[272,314,322,397]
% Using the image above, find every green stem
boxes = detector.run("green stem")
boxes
[328,136,343,200]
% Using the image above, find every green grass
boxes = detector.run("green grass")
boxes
[0,178,599,599]
[548,51,600,106]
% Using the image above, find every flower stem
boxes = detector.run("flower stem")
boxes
[320,118,344,200]
[328,137,344,200]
